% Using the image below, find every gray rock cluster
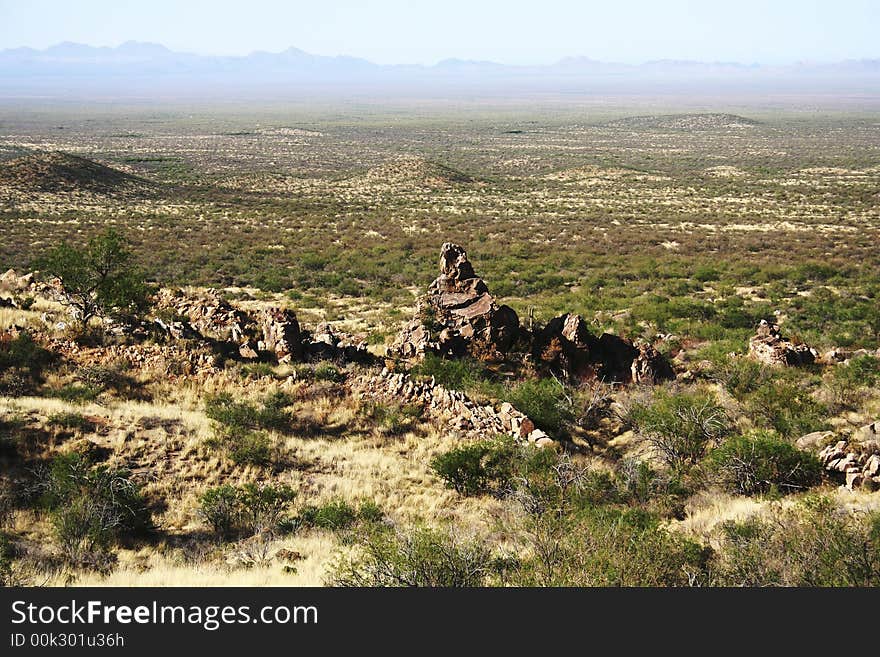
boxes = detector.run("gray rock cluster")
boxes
[816,420,880,491]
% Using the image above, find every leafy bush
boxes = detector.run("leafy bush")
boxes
[41,452,151,562]
[511,506,711,586]
[715,498,880,586]
[204,392,291,465]
[47,383,102,404]
[294,499,385,531]
[430,437,521,496]
[314,362,345,383]
[630,390,731,469]
[708,432,823,495]
[34,228,152,326]
[198,485,240,539]
[745,379,829,438]
[47,412,95,431]
[199,483,296,539]
[360,402,422,436]
[712,356,771,400]
[411,353,492,390]
[504,378,572,437]
[328,525,490,587]
[0,332,57,395]
[227,431,273,466]
[204,392,291,433]
[827,355,880,411]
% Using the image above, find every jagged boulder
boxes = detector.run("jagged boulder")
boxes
[748,319,817,366]
[389,243,520,361]
[533,313,674,384]
[631,343,676,384]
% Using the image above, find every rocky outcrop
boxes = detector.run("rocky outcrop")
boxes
[303,322,372,363]
[748,320,817,366]
[532,312,674,384]
[353,368,553,446]
[156,288,256,344]
[816,420,880,491]
[153,288,371,365]
[388,243,521,362]
[389,244,674,385]
[0,268,34,293]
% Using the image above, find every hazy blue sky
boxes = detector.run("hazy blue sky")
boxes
[0,0,877,64]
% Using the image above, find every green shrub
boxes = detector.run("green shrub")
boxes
[293,499,385,532]
[504,378,572,437]
[48,383,102,404]
[827,355,880,410]
[47,412,95,431]
[227,431,273,466]
[630,390,731,469]
[204,392,290,433]
[745,379,829,438]
[430,437,520,496]
[708,432,823,495]
[199,483,296,539]
[0,332,57,395]
[411,353,492,390]
[712,357,771,400]
[360,402,422,435]
[327,525,490,587]
[199,485,242,539]
[42,453,151,562]
[34,228,152,327]
[511,506,711,586]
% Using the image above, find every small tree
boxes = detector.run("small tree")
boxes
[35,228,151,327]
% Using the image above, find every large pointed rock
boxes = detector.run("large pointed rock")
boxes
[389,243,520,361]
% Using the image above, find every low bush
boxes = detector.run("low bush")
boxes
[715,498,880,586]
[630,390,731,469]
[41,452,151,563]
[294,499,385,531]
[708,431,823,495]
[504,378,572,437]
[327,525,490,587]
[430,437,521,496]
[204,392,291,433]
[47,412,95,432]
[314,362,345,383]
[199,483,296,539]
[745,379,828,438]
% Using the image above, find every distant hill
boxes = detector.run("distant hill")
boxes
[0,42,877,97]
[357,156,475,190]
[603,113,761,130]
[0,152,152,195]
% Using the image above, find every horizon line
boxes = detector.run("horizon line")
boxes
[2,40,879,69]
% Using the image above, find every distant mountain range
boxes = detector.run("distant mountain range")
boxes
[1,42,878,96]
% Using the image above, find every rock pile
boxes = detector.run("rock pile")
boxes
[388,243,521,361]
[817,420,880,491]
[748,319,817,366]
[154,288,371,365]
[389,243,675,385]
[353,368,554,446]
[533,312,674,384]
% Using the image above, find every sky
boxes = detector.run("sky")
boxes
[0,0,877,65]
